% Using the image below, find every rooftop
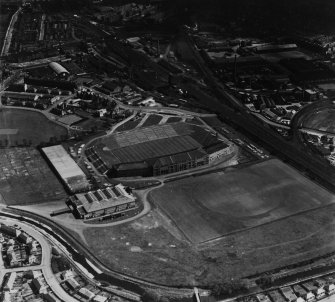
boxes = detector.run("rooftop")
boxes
[42,145,86,180]
[71,184,135,214]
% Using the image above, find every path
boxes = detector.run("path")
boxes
[1,7,21,57]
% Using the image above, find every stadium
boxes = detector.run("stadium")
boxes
[86,122,234,177]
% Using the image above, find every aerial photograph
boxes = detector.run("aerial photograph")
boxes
[3,0,335,301]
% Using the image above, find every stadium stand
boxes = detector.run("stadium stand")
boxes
[86,123,232,177]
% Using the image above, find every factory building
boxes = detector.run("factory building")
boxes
[49,62,70,78]
[42,145,90,193]
[67,184,138,221]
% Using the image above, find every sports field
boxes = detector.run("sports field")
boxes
[302,108,335,133]
[0,109,68,146]
[150,159,335,244]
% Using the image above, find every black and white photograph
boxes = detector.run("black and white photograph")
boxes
[1,1,335,302]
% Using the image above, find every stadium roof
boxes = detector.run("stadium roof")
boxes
[42,145,86,180]
[205,142,229,154]
[97,135,202,166]
[105,124,184,150]
[90,123,225,168]
[154,149,208,167]
[49,62,69,75]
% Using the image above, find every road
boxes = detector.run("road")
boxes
[1,7,21,57]
[87,85,216,118]
[251,112,290,130]
[0,217,79,302]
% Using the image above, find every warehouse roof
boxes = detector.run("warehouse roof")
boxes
[49,62,69,75]
[42,145,86,180]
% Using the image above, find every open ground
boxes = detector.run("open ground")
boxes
[22,159,334,287]
[150,159,335,244]
[0,108,68,146]
[0,148,67,205]
[78,201,335,287]
[302,108,335,133]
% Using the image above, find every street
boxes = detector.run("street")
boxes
[0,217,79,302]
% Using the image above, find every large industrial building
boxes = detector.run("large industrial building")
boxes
[42,145,90,193]
[67,184,138,221]
[86,123,233,177]
[49,62,70,78]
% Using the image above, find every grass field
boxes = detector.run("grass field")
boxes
[0,109,68,146]
[302,108,335,133]
[0,148,67,205]
[81,201,335,287]
[166,117,182,124]
[150,159,335,244]
[141,114,163,127]
[79,159,335,287]
[115,118,142,132]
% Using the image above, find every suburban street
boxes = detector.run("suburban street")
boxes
[0,217,80,302]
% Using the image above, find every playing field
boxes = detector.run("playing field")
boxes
[302,108,335,133]
[0,109,68,146]
[150,159,335,244]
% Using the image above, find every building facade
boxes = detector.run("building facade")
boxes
[67,184,138,221]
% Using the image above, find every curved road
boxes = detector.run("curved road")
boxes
[0,217,80,302]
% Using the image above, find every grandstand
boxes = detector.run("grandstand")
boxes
[86,123,233,177]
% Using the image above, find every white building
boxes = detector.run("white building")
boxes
[93,295,108,302]
[325,284,335,295]
[79,287,95,300]
[4,272,17,292]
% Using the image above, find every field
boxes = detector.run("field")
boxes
[78,159,335,287]
[166,117,182,124]
[141,114,163,127]
[81,200,335,287]
[115,118,142,132]
[0,109,68,146]
[302,108,335,133]
[0,148,67,205]
[150,159,335,244]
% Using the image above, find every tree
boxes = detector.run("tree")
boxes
[159,297,170,302]
[142,289,161,302]
[210,279,248,298]
[256,275,273,289]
